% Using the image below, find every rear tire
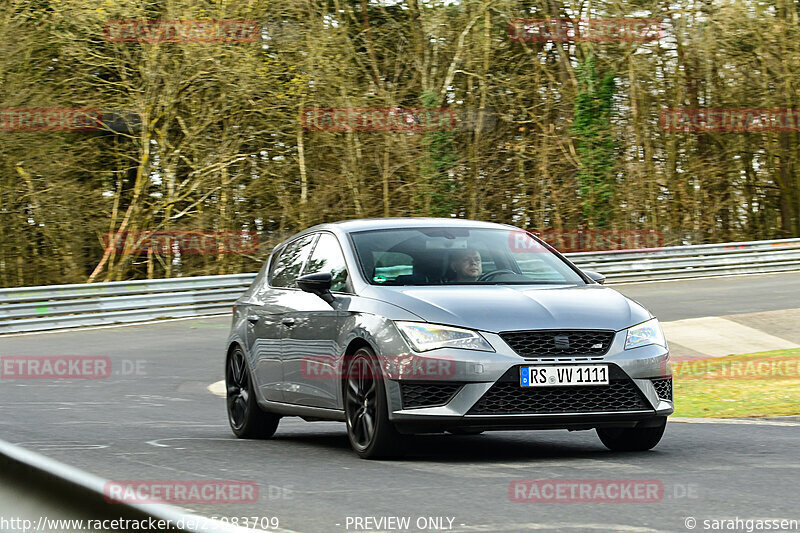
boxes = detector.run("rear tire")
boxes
[226,346,280,439]
[596,418,667,451]
[344,347,405,459]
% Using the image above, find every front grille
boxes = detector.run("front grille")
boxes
[400,382,462,409]
[500,330,615,358]
[651,378,672,401]
[467,365,650,415]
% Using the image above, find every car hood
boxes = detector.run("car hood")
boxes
[363,284,651,333]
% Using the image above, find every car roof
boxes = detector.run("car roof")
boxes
[300,217,515,235]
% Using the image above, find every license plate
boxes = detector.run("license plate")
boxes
[520,365,609,387]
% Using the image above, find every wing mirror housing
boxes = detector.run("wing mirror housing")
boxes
[297,272,335,304]
[583,270,606,285]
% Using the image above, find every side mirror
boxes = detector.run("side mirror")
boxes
[297,272,335,304]
[583,270,606,285]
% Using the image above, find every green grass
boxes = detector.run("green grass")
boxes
[673,348,800,418]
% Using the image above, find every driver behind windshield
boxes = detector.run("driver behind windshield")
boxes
[448,248,482,282]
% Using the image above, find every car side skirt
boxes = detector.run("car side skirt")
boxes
[256,399,346,422]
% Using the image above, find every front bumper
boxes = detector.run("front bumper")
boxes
[383,330,672,432]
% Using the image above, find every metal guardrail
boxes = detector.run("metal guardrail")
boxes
[0,439,280,533]
[1,238,799,334]
[0,274,256,334]
[566,237,800,282]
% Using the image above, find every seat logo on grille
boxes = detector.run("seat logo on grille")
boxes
[553,335,570,349]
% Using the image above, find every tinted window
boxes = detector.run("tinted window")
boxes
[303,233,349,292]
[269,234,316,288]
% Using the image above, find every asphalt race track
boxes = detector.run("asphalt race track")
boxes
[616,272,800,321]
[2,272,799,532]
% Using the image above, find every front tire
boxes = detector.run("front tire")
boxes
[344,347,405,459]
[596,418,667,451]
[226,346,280,439]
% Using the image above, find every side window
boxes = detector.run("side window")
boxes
[303,233,349,292]
[269,234,316,288]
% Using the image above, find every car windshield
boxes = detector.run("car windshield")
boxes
[350,227,587,286]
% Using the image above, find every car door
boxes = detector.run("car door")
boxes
[251,234,317,403]
[281,232,350,408]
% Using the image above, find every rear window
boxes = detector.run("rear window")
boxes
[372,251,413,283]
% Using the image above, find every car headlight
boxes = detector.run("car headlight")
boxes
[395,321,494,352]
[624,318,666,350]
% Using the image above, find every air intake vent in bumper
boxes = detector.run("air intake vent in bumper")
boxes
[651,378,673,401]
[400,382,462,409]
[467,365,650,415]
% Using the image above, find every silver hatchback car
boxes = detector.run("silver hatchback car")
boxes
[225,218,672,458]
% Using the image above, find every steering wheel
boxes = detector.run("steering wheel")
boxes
[477,269,517,282]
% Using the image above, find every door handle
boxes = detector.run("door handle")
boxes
[281,317,296,327]
[246,315,259,324]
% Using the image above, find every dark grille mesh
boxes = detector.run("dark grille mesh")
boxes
[400,382,462,409]
[500,330,615,358]
[651,378,673,401]
[468,379,649,415]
